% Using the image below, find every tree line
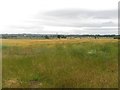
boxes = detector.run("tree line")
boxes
[0,34,120,39]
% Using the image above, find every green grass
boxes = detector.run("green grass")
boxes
[2,39,118,88]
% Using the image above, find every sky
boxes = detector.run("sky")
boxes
[0,0,119,34]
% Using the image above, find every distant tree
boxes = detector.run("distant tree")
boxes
[57,35,61,39]
[94,36,97,39]
[61,35,67,39]
[45,35,49,39]
[114,36,120,39]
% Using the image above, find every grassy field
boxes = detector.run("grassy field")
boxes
[2,38,118,88]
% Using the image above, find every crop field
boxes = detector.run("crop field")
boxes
[1,38,118,88]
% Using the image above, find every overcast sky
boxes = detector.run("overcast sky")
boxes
[0,0,119,34]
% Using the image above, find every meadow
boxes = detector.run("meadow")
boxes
[2,38,118,88]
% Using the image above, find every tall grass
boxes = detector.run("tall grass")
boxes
[2,39,118,88]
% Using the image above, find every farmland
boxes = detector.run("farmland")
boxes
[2,38,118,88]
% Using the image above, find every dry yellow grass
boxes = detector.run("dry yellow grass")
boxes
[2,38,118,46]
[2,38,118,88]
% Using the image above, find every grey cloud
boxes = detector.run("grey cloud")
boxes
[43,9,117,19]
[85,27,117,31]
[36,9,117,28]
[71,27,118,35]
[9,9,117,34]
[37,19,117,28]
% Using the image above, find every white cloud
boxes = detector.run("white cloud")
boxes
[0,0,119,34]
